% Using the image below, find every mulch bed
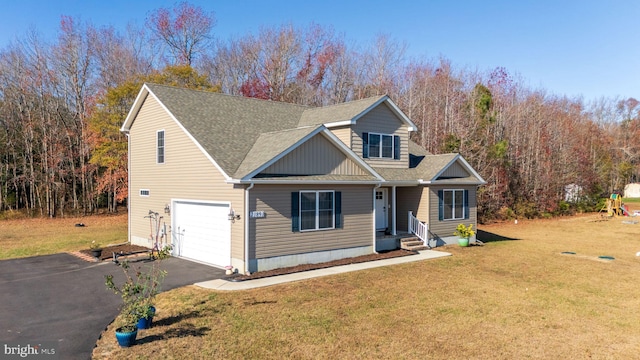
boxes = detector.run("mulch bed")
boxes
[79,245,418,280]
[80,243,151,261]
[227,249,417,282]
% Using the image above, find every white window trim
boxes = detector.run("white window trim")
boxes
[442,189,466,221]
[299,190,335,232]
[367,132,395,159]
[156,129,165,164]
[139,189,150,197]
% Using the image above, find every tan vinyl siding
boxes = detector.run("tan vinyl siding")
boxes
[249,184,373,259]
[440,160,470,178]
[427,185,477,239]
[351,103,409,168]
[329,125,352,147]
[128,94,245,262]
[396,186,430,231]
[262,134,367,176]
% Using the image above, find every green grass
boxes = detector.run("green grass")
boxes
[92,212,640,359]
[0,214,128,259]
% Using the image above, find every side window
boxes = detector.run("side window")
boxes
[157,130,165,164]
[438,189,469,221]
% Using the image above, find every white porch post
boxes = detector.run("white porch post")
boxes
[373,183,381,253]
[392,186,397,235]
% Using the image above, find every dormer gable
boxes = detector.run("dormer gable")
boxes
[299,96,417,169]
[298,95,416,131]
[438,160,471,179]
[431,156,485,184]
[259,132,369,177]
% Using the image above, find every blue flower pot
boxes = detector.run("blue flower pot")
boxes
[137,317,152,330]
[115,328,138,347]
[136,306,156,330]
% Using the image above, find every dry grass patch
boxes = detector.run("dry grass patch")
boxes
[0,214,128,259]
[93,213,640,359]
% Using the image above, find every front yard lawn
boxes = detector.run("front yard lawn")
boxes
[93,213,640,359]
[0,214,127,259]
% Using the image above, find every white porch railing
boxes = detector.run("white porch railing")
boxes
[408,211,429,246]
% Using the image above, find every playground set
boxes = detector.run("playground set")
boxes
[600,193,635,217]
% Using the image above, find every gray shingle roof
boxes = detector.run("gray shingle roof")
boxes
[139,84,477,184]
[373,152,482,184]
[408,140,433,156]
[373,153,457,182]
[145,83,308,177]
[298,95,386,127]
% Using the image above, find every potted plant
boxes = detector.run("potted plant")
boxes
[136,302,156,330]
[105,245,171,346]
[89,241,102,258]
[454,223,475,247]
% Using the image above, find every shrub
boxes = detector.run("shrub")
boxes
[105,246,172,332]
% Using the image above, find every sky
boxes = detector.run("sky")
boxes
[0,0,637,103]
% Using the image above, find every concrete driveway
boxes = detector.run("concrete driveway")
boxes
[0,253,224,360]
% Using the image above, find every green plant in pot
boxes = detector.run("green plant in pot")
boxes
[136,301,156,330]
[454,223,475,247]
[105,245,171,347]
[89,241,102,258]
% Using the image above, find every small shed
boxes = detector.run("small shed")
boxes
[624,183,640,198]
[564,184,583,203]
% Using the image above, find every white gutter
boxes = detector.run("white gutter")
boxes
[244,182,254,275]
[383,180,421,186]
[226,179,383,185]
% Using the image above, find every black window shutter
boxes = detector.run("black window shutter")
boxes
[291,192,299,232]
[335,191,342,228]
[394,135,400,160]
[438,190,444,221]
[464,190,470,219]
[362,132,369,158]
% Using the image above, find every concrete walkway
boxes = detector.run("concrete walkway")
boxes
[195,250,451,291]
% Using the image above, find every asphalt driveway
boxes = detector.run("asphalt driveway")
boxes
[0,253,224,359]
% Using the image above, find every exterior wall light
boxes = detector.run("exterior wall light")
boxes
[228,209,241,221]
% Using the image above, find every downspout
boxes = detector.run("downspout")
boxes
[126,132,131,244]
[373,183,382,253]
[244,182,254,274]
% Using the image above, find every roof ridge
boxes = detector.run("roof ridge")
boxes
[257,125,319,136]
[304,95,387,112]
[145,82,311,110]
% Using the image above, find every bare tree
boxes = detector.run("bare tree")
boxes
[147,1,216,66]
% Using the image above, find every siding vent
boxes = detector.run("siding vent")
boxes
[140,189,150,197]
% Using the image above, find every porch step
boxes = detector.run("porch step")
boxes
[400,237,430,251]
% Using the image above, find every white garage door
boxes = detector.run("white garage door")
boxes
[172,201,230,267]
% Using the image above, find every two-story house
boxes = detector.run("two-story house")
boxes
[121,83,485,274]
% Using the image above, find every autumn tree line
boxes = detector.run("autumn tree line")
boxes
[0,2,638,221]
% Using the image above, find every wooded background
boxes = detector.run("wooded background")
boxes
[0,2,638,221]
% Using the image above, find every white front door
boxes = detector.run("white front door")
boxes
[375,188,388,230]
